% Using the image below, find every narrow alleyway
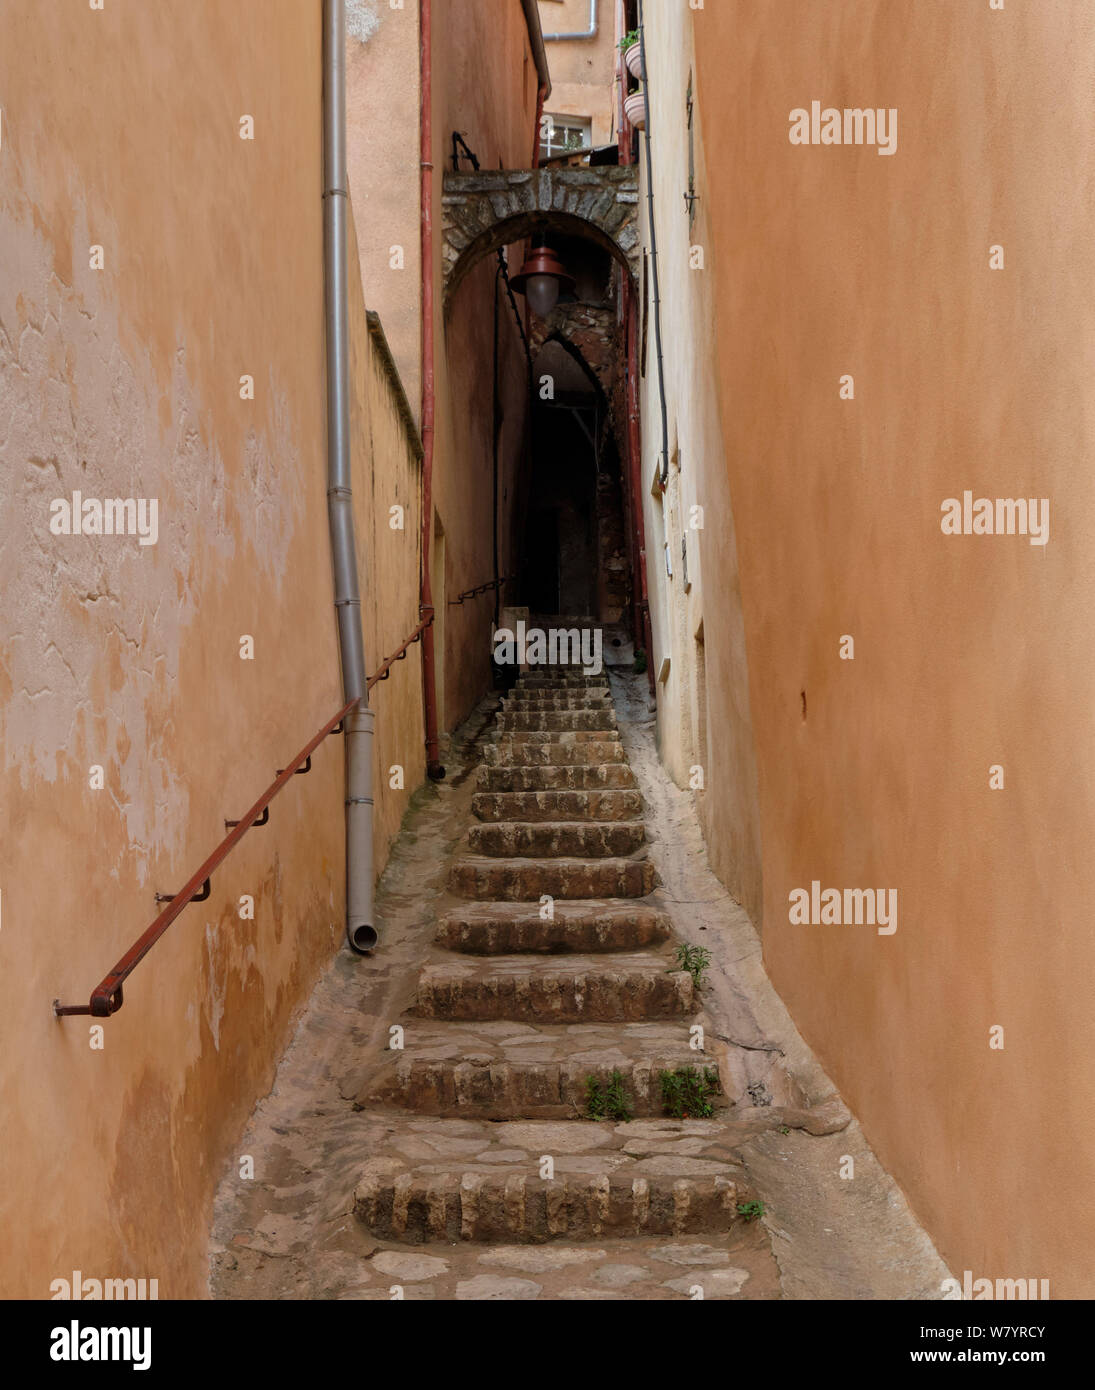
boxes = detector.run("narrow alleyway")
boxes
[211,635,950,1301]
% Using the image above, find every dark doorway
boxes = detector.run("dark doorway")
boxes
[520,336,626,623]
[524,506,560,613]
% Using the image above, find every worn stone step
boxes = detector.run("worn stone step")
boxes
[353,1118,746,1244]
[450,856,656,900]
[369,1024,722,1118]
[505,686,610,702]
[435,902,671,954]
[497,709,618,733]
[472,790,643,823]
[492,729,620,747]
[477,763,637,792]
[282,1230,780,1299]
[484,739,626,766]
[517,683,606,693]
[505,683,611,697]
[468,821,646,859]
[520,674,605,687]
[503,696,613,712]
[413,954,693,1022]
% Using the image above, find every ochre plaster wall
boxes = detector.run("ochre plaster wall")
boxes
[0,0,422,1298]
[432,0,540,731]
[538,0,619,149]
[690,0,1095,1294]
[637,7,763,922]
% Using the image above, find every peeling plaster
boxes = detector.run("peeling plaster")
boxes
[346,0,380,46]
[0,177,299,877]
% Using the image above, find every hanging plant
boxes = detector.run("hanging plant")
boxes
[624,86,647,132]
[620,30,644,80]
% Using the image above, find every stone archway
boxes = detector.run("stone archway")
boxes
[441,167,640,305]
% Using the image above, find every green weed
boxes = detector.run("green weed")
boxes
[675,942,711,990]
[658,1065,721,1119]
[585,1069,633,1122]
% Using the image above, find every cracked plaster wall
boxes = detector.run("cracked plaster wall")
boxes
[0,0,422,1299]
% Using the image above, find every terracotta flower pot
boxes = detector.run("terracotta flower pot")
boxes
[624,40,643,80]
[624,88,646,132]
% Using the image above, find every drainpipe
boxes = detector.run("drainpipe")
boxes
[323,0,378,952]
[624,274,655,695]
[616,0,631,164]
[533,79,547,168]
[542,0,598,41]
[419,0,445,780]
[520,0,552,166]
[637,0,670,487]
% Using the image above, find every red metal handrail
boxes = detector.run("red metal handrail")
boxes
[53,617,432,1020]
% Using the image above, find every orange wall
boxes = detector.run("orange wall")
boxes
[636,7,763,921]
[691,0,1095,1294]
[347,0,422,416]
[432,0,540,730]
[0,0,422,1298]
[537,0,618,148]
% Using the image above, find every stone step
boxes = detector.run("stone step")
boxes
[502,698,614,714]
[519,674,605,686]
[484,739,626,767]
[497,710,618,733]
[450,856,656,900]
[353,1118,747,1244]
[468,821,646,859]
[518,682,606,691]
[282,1231,780,1300]
[367,1020,719,1118]
[491,729,620,747]
[477,764,637,792]
[505,687,610,703]
[435,901,671,954]
[413,955,693,1023]
[472,790,643,823]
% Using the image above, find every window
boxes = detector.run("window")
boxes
[539,113,592,163]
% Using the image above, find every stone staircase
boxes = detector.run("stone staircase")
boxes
[353,656,766,1263]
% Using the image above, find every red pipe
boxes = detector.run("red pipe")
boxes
[419,0,444,778]
[533,79,547,168]
[616,0,632,165]
[623,274,655,693]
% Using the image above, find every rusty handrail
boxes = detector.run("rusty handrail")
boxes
[449,576,511,606]
[53,617,433,1021]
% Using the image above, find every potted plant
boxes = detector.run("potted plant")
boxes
[624,86,646,131]
[620,29,643,79]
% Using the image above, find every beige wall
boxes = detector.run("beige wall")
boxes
[538,0,618,149]
[637,13,763,921]
[432,0,540,731]
[347,0,422,419]
[683,0,1095,1294]
[345,0,540,737]
[0,0,422,1298]
[348,204,427,861]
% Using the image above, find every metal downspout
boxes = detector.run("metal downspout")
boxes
[419,0,445,781]
[637,0,670,487]
[542,0,598,41]
[324,0,378,953]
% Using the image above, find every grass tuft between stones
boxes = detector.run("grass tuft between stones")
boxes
[584,1069,634,1122]
[658,1065,721,1119]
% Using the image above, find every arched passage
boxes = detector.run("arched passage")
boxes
[519,332,629,629]
[441,167,640,307]
[438,165,642,695]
